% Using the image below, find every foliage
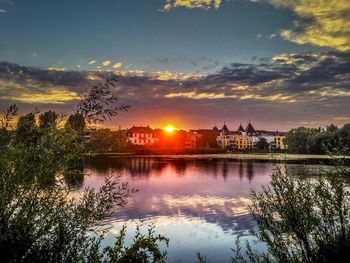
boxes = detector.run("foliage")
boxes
[15,110,39,145]
[255,138,270,150]
[65,112,86,133]
[0,104,18,147]
[87,129,127,153]
[99,225,168,263]
[231,148,350,263]
[284,127,319,154]
[197,131,219,149]
[285,124,350,154]
[0,77,168,262]
[39,110,59,129]
[75,76,129,125]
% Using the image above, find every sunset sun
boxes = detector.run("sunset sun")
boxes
[164,124,176,133]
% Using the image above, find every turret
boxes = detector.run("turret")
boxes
[245,121,256,135]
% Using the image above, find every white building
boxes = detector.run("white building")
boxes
[216,122,286,150]
[216,124,253,150]
[251,130,286,149]
[126,125,159,145]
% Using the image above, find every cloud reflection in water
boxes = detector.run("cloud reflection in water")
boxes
[83,157,274,262]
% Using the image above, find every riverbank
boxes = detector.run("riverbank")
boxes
[88,152,350,161]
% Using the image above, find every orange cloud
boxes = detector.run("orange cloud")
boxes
[0,78,79,104]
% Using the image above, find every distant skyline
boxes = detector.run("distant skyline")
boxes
[0,0,349,130]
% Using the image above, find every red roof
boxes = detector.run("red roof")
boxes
[127,126,153,134]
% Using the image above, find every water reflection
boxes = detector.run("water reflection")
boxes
[82,157,276,262]
[85,156,270,182]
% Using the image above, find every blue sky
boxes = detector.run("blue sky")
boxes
[0,0,349,130]
[0,0,325,72]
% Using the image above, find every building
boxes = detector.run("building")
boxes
[237,124,245,133]
[245,121,257,136]
[216,124,253,150]
[216,122,286,150]
[250,130,286,150]
[235,134,254,150]
[274,134,286,150]
[126,125,159,145]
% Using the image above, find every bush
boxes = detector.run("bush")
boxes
[231,148,350,263]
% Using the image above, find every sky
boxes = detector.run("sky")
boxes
[0,0,349,130]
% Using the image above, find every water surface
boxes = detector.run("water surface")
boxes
[81,157,309,262]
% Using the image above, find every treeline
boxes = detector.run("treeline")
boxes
[285,124,350,154]
[86,128,221,154]
[87,129,127,153]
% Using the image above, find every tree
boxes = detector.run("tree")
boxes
[326,124,338,134]
[307,132,333,154]
[255,138,269,150]
[65,112,86,132]
[285,125,350,155]
[39,110,58,129]
[0,104,18,147]
[285,127,319,154]
[197,131,219,149]
[87,129,127,153]
[75,77,129,126]
[15,111,39,145]
[110,130,128,152]
[336,124,350,147]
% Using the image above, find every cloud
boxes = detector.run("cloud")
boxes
[0,62,85,104]
[44,67,66,72]
[0,51,349,129]
[0,78,79,104]
[112,62,122,69]
[102,60,111,66]
[333,116,350,121]
[88,60,96,65]
[268,0,350,51]
[165,91,230,99]
[164,0,222,11]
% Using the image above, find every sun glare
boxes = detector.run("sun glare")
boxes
[164,124,176,133]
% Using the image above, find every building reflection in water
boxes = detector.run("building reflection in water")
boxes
[82,157,275,263]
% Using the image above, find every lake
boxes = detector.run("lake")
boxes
[81,156,320,263]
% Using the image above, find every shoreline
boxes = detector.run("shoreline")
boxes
[88,152,350,161]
